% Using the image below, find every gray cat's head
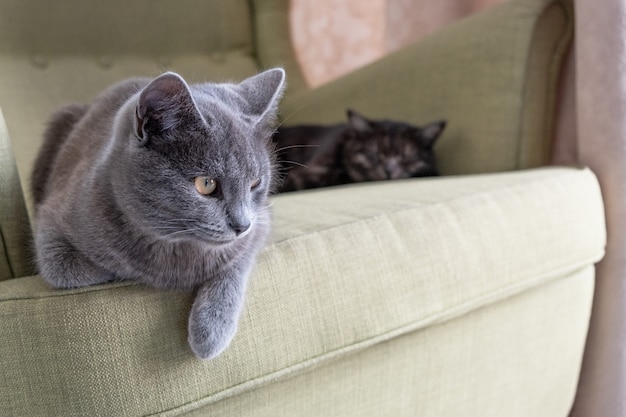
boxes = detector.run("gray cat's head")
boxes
[341,109,445,182]
[112,69,285,246]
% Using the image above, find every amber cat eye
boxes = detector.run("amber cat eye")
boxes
[251,178,261,190]
[195,177,217,195]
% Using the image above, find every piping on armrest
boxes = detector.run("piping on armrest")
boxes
[0,107,36,280]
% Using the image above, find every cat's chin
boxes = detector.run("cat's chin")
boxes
[204,236,241,246]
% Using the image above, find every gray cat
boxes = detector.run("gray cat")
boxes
[31,68,286,360]
[274,109,445,192]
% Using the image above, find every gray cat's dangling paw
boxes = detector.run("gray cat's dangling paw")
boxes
[188,307,238,360]
[187,277,247,360]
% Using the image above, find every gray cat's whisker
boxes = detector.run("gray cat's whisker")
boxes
[281,160,308,168]
[157,218,198,223]
[275,102,308,128]
[275,144,320,153]
[162,230,195,238]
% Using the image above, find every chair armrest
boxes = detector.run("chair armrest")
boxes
[0,167,605,416]
[280,0,573,175]
[0,107,35,280]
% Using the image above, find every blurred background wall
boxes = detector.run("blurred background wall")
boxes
[290,0,506,87]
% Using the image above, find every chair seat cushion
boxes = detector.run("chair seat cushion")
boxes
[0,167,605,416]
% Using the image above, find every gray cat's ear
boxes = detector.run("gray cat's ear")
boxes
[237,68,286,125]
[419,120,446,148]
[135,72,198,144]
[346,109,372,132]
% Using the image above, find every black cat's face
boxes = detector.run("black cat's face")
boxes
[341,110,445,183]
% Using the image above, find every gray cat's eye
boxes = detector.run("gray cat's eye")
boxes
[195,176,217,195]
[251,178,261,190]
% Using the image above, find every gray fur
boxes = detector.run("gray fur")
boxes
[31,69,286,359]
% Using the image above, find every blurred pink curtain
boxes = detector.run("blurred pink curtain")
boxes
[566,0,626,415]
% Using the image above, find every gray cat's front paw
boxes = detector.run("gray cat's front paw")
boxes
[188,307,238,360]
[187,278,246,360]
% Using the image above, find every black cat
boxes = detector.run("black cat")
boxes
[274,109,446,192]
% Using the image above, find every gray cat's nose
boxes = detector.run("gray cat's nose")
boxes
[227,208,252,236]
[229,220,251,236]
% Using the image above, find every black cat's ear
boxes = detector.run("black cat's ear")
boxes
[419,120,447,148]
[135,72,197,144]
[237,68,286,125]
[346,109,372,133]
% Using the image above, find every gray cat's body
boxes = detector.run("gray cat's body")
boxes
[32,69,286,359]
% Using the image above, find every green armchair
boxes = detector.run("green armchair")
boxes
[0,0,606,416]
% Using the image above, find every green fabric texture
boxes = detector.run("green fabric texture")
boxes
[0,0,605,415]
[0,0,254,56]
[0,109,34,280]
[281,0,573,176]
[0,168,606,416]
[187,267,595,417]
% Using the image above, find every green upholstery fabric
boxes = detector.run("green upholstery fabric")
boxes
[188,267,594,417]
[0,1,253,56]
[281,0,572,175]
[0,168,605,416]
[0,0,607,415]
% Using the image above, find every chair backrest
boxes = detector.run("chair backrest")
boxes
[1,1,259,55]
[0,0,305,279]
